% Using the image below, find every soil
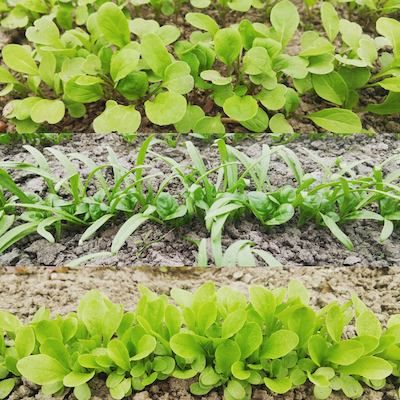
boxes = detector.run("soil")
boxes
[0,266,399,399]
[0,132,399,267]
[0,1,400,134]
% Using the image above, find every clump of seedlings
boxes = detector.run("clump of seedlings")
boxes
[0,136,398,266]
[1,281,400,399]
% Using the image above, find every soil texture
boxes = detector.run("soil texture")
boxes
[0,133,399,267]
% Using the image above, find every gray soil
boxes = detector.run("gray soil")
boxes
[1,1,400,134]
[0,133,399,267]
[0,266,399,399]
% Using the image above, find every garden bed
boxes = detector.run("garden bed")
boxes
[0,266,399,399]
[0,0,400,135]
[0,133,398,267]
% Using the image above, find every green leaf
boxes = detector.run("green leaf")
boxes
[194,116,225,136]
[0,378,16,400]
[249,286,275,323]
[261,330,299,359]
[240,108,269,133]
[223,95,258,121]
[270,0,299,47]
[225,379,246,399]
[200,70,232,85]
[326,304,344,342]
[367,92,400,115]
[93,100,141,134]
[340,356,392,380]
[96,3,130,47]
[339,375,363,398]
[141,32,172,77]
[235,323,263,359]
[257,85,287,110]
[64,77,103,103]
[221,309,247,339]
[145,92,187,125]
[2,45,38,75]
[214,28,242,66]
[376,17,400,57]
[320,2,339,42]
[25,16,61,47]
[326,339,364,366]
[215,340,241,375]
[30,99,65,124]
[15,326,35,359]
[63,371,95,388]
[269,113,294,133]
[111,213,150,253]
[308,335,329,366]
[110,48,140,82]
[163,61,194,94]
[108,339,131,370]
[170,333,202,360]
[185,13,219,35]
[309,109,362,134]
[356,309,382,338]
[174,105,205,133]
[312,72,348,106]
[264,376,292,394]
[17,355,69,385]
[320,213,354,250]
[74,383,91,400]
[132,334,157,360]
[379,77,400,93]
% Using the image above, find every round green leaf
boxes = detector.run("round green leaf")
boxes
[17,355,69,385]
[145,92,187,125]
[194,115,225,135]
[163,61,194,94]
[223,95,258,121]
[31,99,65,124]
[174,104,205,133]
[93,100,141,134]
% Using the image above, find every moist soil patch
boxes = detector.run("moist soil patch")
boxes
[0,0,399,135]
[0,132,399,267]
[0,266,399,399]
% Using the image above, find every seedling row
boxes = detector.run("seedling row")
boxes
[1,280,400,400]
[0,0,399,136]
[0,135,398,266]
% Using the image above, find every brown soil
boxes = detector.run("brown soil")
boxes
[1,266,399,399]
[0,132,399,267]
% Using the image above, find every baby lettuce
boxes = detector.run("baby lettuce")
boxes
[0,281,399,399]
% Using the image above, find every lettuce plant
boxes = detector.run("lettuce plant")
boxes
[1,0,399,135]
[0,281,400,399]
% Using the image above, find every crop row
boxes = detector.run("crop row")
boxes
[0,136,399,266]
[1,0,399,30]
[1,281,400,399]
[0,0,399,136]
